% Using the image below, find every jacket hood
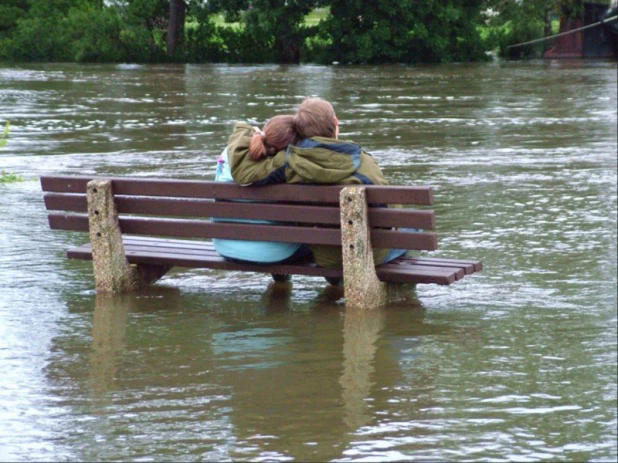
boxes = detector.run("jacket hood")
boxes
[286,137,362,184]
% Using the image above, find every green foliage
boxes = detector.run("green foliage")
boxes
[0,0,29,35]
[218,26,273,62]
[302,25,332,63]
[188,0,325,63]
[240,1,328,63]
[305,8,329,26]
[186,18,274,63]
[483,0,554,58]
[8,15,73,61]
[0,171,24,183]
[3,0,560,64]
[322,0,488,64]
[4,0,167,62]
[0,121,24,183]
[114,0,169,61]
[185,3,240,62]
[69,6,164,62]
[0,122,9,148]
[3,1,85,60]
[67,7,125,62]
[124,0,168,21]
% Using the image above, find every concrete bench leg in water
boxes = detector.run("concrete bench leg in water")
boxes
[340,187,415,309]
[87,180,170,293]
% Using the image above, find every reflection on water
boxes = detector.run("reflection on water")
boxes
[89,294,130,399]
[53,284,414,461]
[340,309,385,430]
[0,60,616,461]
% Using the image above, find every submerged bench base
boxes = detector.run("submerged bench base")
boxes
[67,235,481,286]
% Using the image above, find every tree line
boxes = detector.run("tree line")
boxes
[0,0,605,64]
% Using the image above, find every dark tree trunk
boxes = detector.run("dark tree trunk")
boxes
[544,6,553,52]
[274,29,301,64]
[544,6,552,37]
[167,0,186,60]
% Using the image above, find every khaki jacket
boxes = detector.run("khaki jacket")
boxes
[284,137,390,268]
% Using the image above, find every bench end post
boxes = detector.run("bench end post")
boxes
[87,180,169,292]
[340,187,414,309]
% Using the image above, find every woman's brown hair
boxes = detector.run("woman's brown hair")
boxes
[294,98,337,139]
[249,115,299,161]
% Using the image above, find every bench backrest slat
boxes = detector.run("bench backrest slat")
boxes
[42,175,439,251]
[47,213,439,250]
[41,176,434,205]
[43,193,436,230]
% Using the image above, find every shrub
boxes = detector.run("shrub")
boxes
[68,7,127,62]
[8,14,73,61]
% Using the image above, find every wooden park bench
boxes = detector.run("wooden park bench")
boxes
[41,175,482,308]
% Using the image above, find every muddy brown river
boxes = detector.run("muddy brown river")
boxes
[0,60,616,461]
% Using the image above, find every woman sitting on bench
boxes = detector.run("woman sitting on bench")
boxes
[213,115,312,265]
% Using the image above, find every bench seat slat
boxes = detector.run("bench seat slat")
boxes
[114,236,480,277]
[375,266,461,285]
[71,235,481,276]
[48,213,439,250]
[43,193,436,229]
[402,256,483,272]
[41,176,434,205]
[66,237,471,285]
[69,246,342,278]
[388,257,475,274]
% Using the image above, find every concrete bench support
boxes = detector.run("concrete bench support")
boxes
[87,180,170,293]
[340,187,415,309]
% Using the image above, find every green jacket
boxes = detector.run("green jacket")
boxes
[227,123,287,186]
[226,122,390,269]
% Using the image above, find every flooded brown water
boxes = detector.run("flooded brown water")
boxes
[0,60,616,461]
